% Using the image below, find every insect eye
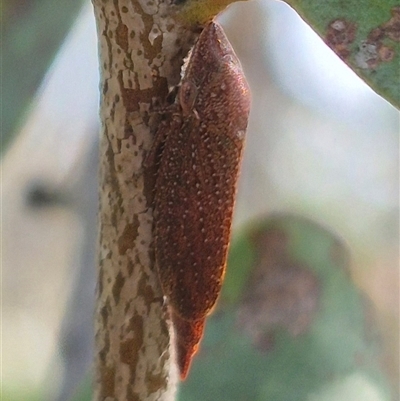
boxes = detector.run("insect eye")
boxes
[222,54,235,64]
[179,81,197,115]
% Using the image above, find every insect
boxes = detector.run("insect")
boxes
[150,20,251,379]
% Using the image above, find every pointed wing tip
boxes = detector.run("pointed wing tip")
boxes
[172,311,206,380]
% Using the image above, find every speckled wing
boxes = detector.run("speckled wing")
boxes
[154,21,251,323]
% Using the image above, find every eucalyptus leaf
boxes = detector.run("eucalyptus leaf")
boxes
[284,0,400,109]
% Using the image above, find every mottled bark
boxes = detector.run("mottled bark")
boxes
[91,1,197,400]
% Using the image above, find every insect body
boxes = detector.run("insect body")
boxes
[152,21,251,379]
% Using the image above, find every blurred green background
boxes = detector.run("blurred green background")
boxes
[2,1,399,401]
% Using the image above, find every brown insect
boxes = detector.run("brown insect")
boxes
[150,20,251,379]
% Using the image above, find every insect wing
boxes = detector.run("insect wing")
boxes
[155,115,244,322]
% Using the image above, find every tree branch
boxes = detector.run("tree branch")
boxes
[91,1,197,399]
